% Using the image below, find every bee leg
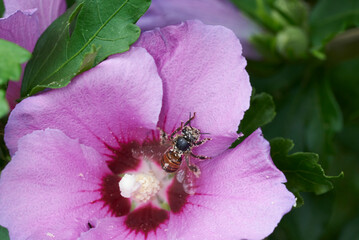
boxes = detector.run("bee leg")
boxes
[170,122,184,140]
[183,112,196,127]
[159,129,168,145]
[185,155,201,178]
[190,152,211,161]
[194,137,212,146]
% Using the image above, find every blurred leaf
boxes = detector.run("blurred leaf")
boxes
[0,39,31,85]
[230,0,284,32]
[66,0,76,8]
[0,39,31,118]
[316,78,343,132]
[306,78,343,155]
[339,217,359,240]
[0,225,9,240]
[21,0,151,98]
[0,0,4,18]
[318,57,359,239]
[231,92,276,147]
[310,0,359,57]
[251,25,309,61]
[231,0,308,32]
[250,34,280,61]
[259,70,343,162]
[0,115,10,169]
[330,57,359,118]
[326,28,359,63]
[0,90,8,118]
[272,0,309,27]
[321,138,359,240]
[230,0,257,17]
[233,0,310,61]
[270,137,343,207]
[276,26,308,59]
[248,62,305,93]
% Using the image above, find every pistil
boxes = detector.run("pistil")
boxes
[119,172,160,202]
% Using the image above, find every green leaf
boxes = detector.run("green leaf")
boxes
[0,39,31,118]
[0,90,9,118]
[21,0,151,98]
[0,39,31,85]
[66,0,77,8]
[0,0,4,18]
[310,0,359,57]
[270,137,343,207]
[231,92,276,147]
[0,225,9,240]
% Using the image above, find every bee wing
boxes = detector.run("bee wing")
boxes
[176,155,197,195]
[182,168,197,195]
[175,157,188,183]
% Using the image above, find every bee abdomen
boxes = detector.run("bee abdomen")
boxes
[161,150,182,173]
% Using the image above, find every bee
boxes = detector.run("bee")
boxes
[160,112,211,180]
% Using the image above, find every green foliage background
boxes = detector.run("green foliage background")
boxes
[229,0,359,239]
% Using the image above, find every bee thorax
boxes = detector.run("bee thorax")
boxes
[175,137,190,151]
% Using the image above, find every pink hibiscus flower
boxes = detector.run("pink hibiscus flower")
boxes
[0,0,66,109]
[0,21,294,239]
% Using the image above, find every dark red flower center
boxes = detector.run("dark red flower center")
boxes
[94,135,190,237]
[125,204,169,238]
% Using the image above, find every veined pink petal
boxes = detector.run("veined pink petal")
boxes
[3,0,66,34]
[5,47,163,157]
[137,0,261,58]
[0,10,40,109]
[167,129,295,240]
[136,20,252,156]
[0,129,113,240]
[0,10,40,52]
[79,206,169,240]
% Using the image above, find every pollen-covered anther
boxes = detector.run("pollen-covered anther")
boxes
[119,172,160,202]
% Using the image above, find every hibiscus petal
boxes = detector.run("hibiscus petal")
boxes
[0,10,40,52]
[5,47,163,156]
[0,10,41,109]
[79,206,169,240]
[3,0,66,34]
[136,20,252,156]
[0,129,114,240]
[137,0,261,58]
[167,129,295,240]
